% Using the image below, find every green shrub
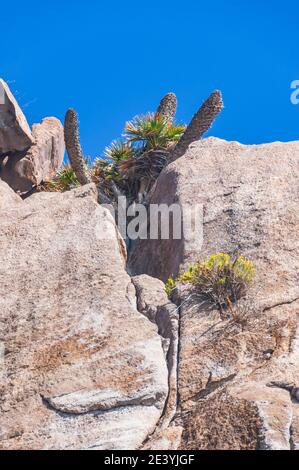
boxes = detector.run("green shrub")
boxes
[125,113,185,150]
[104,140,135,163]
[43,165,80,192]
[165,253,256,310]
[165,277,176,297]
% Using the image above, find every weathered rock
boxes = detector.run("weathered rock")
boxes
[130,137,299,450]
[0,179,22,211]
[0,181,168,450]
[132,275,180,448]
[132,274,171,324]
[0,79,34,155]
[0,117,65,193]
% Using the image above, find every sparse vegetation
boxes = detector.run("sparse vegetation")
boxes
[165,253,256,310]
[94,113,186,201]
[42,165,80,192]
[64,109,90,186]
[45,90,223,203]
[170,90,223,163]
[165,277,176,297]
[46,110,185,201]
[125,113,185,149]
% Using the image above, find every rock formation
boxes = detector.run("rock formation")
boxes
[0,181,169,450]
[129,137,299,450]
[1,81,299,450]
[0,118,65,193]
[0,79,34,155]
[0,80,64,194]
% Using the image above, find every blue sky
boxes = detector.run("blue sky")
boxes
[1,0,298,159]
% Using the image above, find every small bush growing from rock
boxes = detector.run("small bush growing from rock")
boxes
[165,277,176,297]
[165,253,256,310]
[43,165,80,192]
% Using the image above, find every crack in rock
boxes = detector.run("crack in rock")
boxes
[263,297,299,312]
[41,388,162,415]
[130,275,180,447]
[187,373,237,402]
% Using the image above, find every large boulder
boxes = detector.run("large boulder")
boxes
[0,182,168,450]
[130,137,299,450]
[0,117,65,193]
[0,78,34,155]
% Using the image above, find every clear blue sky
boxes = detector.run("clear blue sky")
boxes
[1,0,298,159]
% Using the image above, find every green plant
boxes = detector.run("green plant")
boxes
[94,157,123,183]
[101,90,223,199]
[95,111,185,201]
[170,90,224,163]
[43,165,81,192]
[64,109,90,185]
[104,140,135,163]
[166,253,256,310]
[125,113,185,150]
[52,90,223,203]
[165,277,176,297]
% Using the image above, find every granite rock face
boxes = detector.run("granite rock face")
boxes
[0,117,65,193]
[1,128,299,450]
[130,137,299,450]
[0,79,34,155]
[0,80,64,194]
[0,182,168,450]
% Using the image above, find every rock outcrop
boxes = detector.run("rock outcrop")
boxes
[0,80,64,194]
[1,117,299,450]
[129,137,299,450]
[0,181,168,450]
[0,117,65,193]
[0,79,34,155]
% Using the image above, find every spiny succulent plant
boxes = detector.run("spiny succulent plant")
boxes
[94,90,223,202]
[170,90,224,163]
[96,97,185,201]
[64,109,90,186]
[49,90,223,206]
[155,92,177,124]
